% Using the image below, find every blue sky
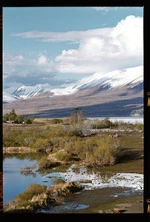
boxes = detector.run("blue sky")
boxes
[3,6,143,96]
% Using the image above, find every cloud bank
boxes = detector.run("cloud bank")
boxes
[4,15,143,93]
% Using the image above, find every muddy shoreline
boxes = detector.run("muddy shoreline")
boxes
[38,186,143,214]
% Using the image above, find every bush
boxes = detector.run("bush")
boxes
[135,123,144,131]
[25,117,34,124]
[92,117,113,129]
[65,139,85,158]
[38,156,60,169]
[3,109,34,124]
[55,151,74,162]
[14,183,47,207]
[31,138,53,152]
[84,136,120,166]
[52,118,63,124]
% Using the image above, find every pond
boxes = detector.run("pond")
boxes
[3,155,143,213]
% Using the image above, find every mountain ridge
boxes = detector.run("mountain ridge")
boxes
[3,82,143,118]
[3,66,143,118]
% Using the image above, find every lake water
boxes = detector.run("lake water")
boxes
[87,116,143,124]
[3,157,143,209]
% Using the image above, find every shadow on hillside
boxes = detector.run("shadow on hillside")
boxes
[27,97,143,118]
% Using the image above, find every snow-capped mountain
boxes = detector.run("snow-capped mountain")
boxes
[3,92,17,103]
[12,84,47,100]
[4,65,143,102]
[3,66,143,118]
[50,66,143,96]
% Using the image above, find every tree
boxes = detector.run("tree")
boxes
[3,109,17,122]
[24,116,34,124]
[10,109,16,116]
[14,115,24,124]
[3,109,34,124]
[70,107,83,124]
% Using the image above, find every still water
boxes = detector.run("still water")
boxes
[87,116,143,124]
[3,156,143,206]
[3,156,60,204]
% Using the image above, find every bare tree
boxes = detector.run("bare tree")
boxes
[70,107,83,124]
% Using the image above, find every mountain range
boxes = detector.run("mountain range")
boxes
[3,66,143,118]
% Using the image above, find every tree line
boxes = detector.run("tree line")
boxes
[3,109,34,124]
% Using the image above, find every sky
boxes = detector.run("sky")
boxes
[3,6,143,96]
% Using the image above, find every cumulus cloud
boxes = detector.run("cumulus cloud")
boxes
[55,15,143,74]
[4,15,143,92]
[3,52,57,77]
[3,52,60,93]
[37,54,48,65]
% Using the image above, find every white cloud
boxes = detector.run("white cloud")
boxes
[12,28,111,43]
[4,15,143,91]
[3,52,57,78]
[110,15,143,56]
[37,55,47,65]
[55,15,143,74]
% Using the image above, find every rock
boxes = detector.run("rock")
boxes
[30,181,83,210]
[113,208,120,213]
[113,208,127,213]
[99,210,106,214]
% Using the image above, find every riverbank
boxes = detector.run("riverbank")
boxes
[3,179,143,214]
[59,188,143,214]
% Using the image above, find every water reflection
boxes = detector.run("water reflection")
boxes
[3,156,143,206]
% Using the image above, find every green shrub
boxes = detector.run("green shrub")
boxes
[3,109,34,124]
[65,139,85,158]
[92,117,113,129]
[95,136,119,166]
[135,123,144,131]
[84,136,120,166]
[25,116,34,124]
[31,138,53,152]
[38,156,60,169]
[55,151,73,162]
[14,183,47,207]
[52,118,63,124]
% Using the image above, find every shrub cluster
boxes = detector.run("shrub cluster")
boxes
[3,109,34,124]
[14,183,47,207]
[3,117,143,168]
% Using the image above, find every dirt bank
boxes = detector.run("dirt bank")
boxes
[41,187,143,214]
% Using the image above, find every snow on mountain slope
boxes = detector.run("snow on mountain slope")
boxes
[51,66,143,96]
[12,84,48,99]
[3,92,17,103]
[3,66,143,102]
